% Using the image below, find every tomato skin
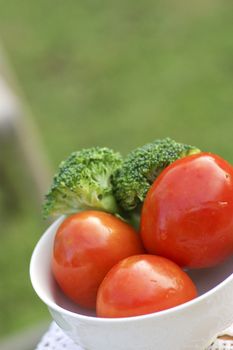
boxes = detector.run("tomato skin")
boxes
[96,254,197,318]
[140,152,233,268]
[52,211,144,309]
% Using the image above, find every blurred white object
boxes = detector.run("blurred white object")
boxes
[0,76,19,129]
[0,43,51,204]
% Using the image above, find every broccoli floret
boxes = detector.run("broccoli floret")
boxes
[44,147,123,217]
[113,137,200,212]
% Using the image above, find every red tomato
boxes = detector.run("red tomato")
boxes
[140,153,233,268]
[96,254,197,318]
[52,211,144,309]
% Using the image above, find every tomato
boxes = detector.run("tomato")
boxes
[140,152,233,268]
[96,254,197,318]
[52,211,144,309]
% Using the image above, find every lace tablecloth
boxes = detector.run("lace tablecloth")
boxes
[36,322,233,350]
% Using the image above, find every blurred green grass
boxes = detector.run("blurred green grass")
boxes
[0,0,233,337]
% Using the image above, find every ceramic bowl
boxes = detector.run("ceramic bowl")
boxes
[30,217,233,350]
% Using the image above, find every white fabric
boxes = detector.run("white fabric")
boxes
[36,322,233,350]
[36,322,82,350]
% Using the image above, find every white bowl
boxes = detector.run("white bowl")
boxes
[30,217,233,350]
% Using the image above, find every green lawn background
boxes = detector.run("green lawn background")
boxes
[0,0,233,337]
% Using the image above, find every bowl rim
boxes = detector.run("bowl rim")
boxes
[30,216,233,324]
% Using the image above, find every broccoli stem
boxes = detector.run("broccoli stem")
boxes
[99,194,120,214]
[182,148,200,157]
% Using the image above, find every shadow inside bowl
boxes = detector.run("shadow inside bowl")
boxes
[187,255,233,295]
[53,281,96,317]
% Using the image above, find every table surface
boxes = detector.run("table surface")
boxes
[36,322,233,350]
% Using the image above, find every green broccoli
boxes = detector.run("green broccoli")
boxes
[113,137,200,212]
[43,147,123,217]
